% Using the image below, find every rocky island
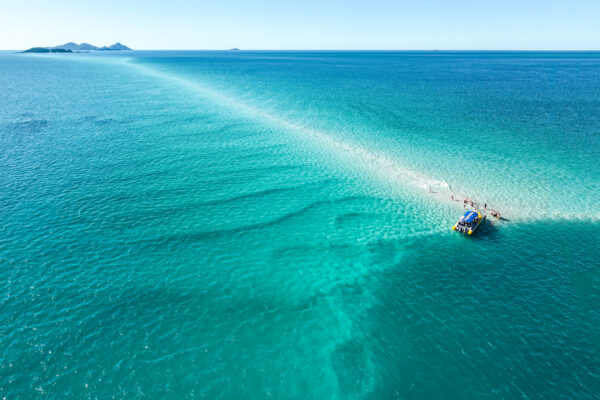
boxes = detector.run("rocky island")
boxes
[22,47,72,53]
[97,42,131,51]
[22,42,132,53]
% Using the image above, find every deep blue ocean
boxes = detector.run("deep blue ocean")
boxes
[1,51,599,399]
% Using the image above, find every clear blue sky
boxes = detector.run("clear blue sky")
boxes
[1,0,598,50]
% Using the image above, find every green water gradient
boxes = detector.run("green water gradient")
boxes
[1,51,599,399]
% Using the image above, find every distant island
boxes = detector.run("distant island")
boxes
[22,42,132,53]
[22,47,73,53]
[97,42,132,51]
[230,48,240,51]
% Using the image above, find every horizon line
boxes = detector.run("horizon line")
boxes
[4,48,600,52]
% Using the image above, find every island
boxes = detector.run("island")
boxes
[98,42,131,51]
[21,42,132,53]
[50,42,99,51]
[22,47,72,53]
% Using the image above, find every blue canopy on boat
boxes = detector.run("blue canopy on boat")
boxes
[461,211,478,223]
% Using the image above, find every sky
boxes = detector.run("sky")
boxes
[1,0,599,50]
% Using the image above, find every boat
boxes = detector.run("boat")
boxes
[452,210,484,235]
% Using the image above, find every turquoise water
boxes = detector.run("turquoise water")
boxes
[1,51,599,399]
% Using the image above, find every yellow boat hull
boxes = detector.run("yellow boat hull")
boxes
[452,211,483,235]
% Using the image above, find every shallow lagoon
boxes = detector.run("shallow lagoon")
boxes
[1,51,599,399]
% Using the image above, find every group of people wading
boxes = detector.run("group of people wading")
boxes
[449,193,502,220]
[431,184,503,220]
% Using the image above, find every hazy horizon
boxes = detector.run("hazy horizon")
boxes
[2,0,599,50]
[6,47,600,51]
